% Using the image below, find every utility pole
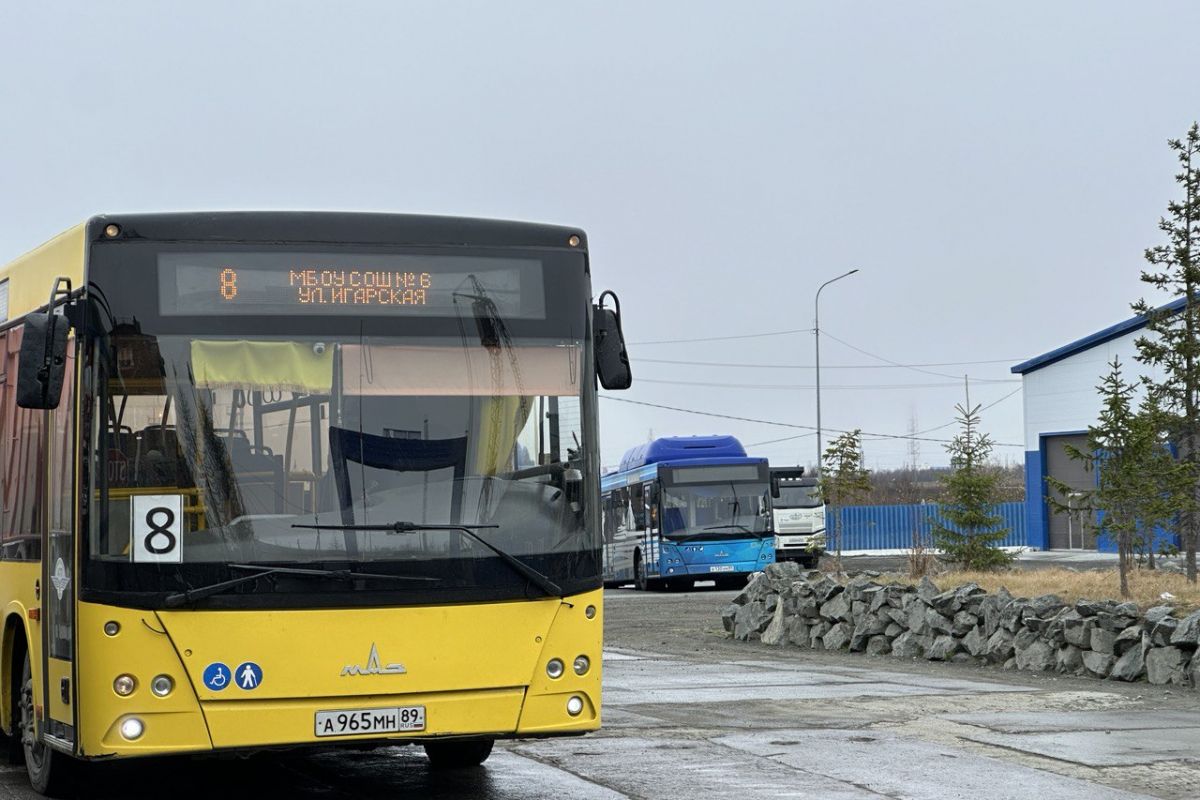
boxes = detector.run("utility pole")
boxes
[814,269,860,469]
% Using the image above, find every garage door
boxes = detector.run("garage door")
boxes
[1043,434,1096,549]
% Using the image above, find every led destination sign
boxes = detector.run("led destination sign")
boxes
[158,252,545,318]
[222,268,433,307]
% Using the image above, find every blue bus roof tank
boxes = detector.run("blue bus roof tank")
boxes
[618,435,748,472]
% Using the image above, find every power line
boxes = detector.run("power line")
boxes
[636,377,1019,391]
[820,329,966,380]
[634,356,1022,370]
[628,327,813,345]
[894,385,1025,439]
[600,395,1024,447]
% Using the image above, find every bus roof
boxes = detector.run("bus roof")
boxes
[618,435,748,472]
[0,212,590,323]
[81,211,588,251]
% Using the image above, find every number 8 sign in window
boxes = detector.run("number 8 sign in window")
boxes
[132,495,184,563]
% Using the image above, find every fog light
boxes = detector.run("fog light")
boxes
[546,659,564,679]
[573,655,590,675]
[103,621,120,636]
[120,717,144,740]
[585,605,596,619]
[113,675,136,696]
[151,675,174,697]
[566,696,584,716]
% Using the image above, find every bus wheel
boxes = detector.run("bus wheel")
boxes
[424,738,494,769]
[19,652,74,795]
[634,552,648,591]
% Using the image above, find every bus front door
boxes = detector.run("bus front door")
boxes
[42,344,77,750]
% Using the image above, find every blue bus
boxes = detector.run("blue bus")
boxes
[600,436,775,590]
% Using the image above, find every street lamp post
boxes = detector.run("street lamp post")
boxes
[814,269,859,470]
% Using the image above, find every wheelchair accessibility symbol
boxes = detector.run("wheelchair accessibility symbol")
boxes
[203,662,231,691]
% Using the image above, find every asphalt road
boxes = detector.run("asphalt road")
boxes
[4,585,1200,799]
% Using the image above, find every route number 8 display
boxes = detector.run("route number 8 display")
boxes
[132,495,184,563]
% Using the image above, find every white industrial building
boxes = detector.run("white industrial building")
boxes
[1011,299,1177,551]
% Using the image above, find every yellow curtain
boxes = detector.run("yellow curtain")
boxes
[190,340,333,393]
[473,396,533,476]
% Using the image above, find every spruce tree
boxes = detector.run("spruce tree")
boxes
[931,403,1011,571]
[1133,122,1200,583]
[820,430,871,574]
[1047,359,1187,597]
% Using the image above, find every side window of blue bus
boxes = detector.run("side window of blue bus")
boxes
[601,493,617,543]
[629,484,645,532]
[645,483,659,531]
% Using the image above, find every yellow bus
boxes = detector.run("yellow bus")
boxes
[0,212,632,794]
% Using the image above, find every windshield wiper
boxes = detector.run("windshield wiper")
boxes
[162,564,436,608]
[702,523,753,533]
[292,521,563,597]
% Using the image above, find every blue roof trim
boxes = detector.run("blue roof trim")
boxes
[1011,297,1186,375]
[617,435,747,472]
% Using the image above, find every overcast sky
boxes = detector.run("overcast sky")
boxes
[4,2,1200,469]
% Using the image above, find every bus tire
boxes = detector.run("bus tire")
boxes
[424,738,494,769]
[19,652,76,796]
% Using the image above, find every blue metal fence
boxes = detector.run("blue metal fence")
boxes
[830,501,1027,551]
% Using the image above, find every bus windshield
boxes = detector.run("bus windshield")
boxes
[84,246,596,605]
[661,480,771,541]
[775,484,823,509]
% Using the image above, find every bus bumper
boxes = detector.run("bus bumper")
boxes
[74,590,603,758]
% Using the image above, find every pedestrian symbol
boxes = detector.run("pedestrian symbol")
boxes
[235,662,263,690]
[203,662,231,691]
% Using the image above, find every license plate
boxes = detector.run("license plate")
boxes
[315,706,425,737]
[709,564,735,573]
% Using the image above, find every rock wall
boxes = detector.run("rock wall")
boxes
[721,561,1200,686]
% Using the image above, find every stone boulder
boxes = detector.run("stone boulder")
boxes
[1110,643,1146,682]
[734,601,773,640]
[823,622,852,651]
[916,576,940,604]
[1170,610,1200,648]
[821,592,852,622]
[1150,617,1179,647]
[1081,650,1115,678]
[891,631,926,659]
[963,625,988,657]
[761,603,788,646]
[721,603,739,634]
[866,635,892,656]
[1056,644,1083,674]
[1015,638,1056,672]
[927,635,960,662]
[1146,646,1189,685]
[786,617,811,647]
[953,611,980,636]
[985,628,1015,663]
[1090,627,1117,656]
[1114,624,1144,656]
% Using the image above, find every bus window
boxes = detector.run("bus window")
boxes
[0,327,45,561]
[645,482,659,531]
[630,484,645,531]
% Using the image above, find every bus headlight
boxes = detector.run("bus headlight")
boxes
[573,655,590,675]
[151,675,174,697]
[113,675,136,696]
[566,696,584,716]
[120,717,144,740]
[546,659,565,679]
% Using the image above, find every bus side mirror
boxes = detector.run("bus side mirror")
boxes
[770,476,781,499]
[594,290,632,391]
[17,277,73,410]
[17,312,70,409]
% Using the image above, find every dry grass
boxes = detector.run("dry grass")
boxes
[883,566,1200,613]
